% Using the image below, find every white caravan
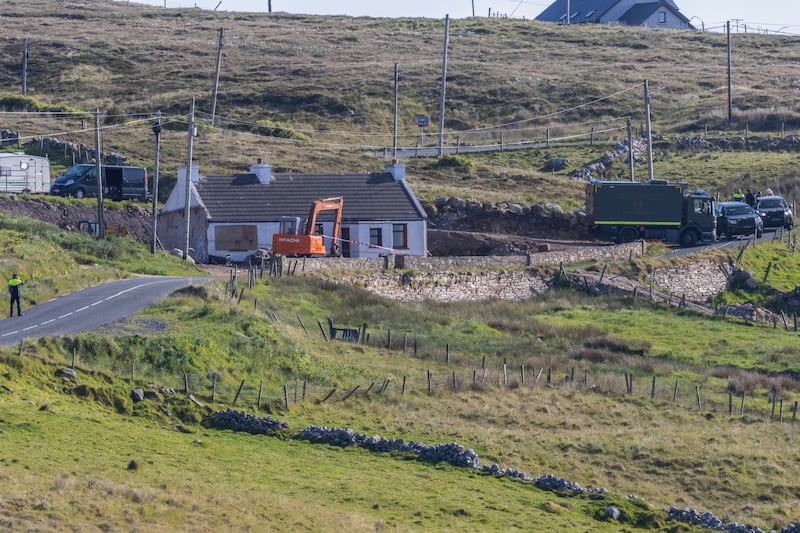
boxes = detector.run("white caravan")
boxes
[0,152,51,193]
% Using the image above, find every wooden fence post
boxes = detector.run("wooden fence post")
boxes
[320,388,336,403]
[792,401,798,424]
[427,370,432,395]
[650,375,656,400]
[728,390,733,415]
[212,375,217,402]
[257,381,263,409]
[402,376,407,396]
[317,321,329,342]
[233,379,245,406]
[184,373,190,394]
[452,371,457,391]
[695,386,702,410]
[740,392,745,416]
[673,381,678,403]
[284,385,289,409]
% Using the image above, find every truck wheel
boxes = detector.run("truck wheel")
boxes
[617,227,639,244]
[756,228,763,238]
[74,189,85,199]
[679,230,698,247]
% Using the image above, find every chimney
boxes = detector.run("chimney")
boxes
[385,159,405,181]
[176,165,200,184]
[250,158,271,184]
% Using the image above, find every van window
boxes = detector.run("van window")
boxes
[63,165,93,178]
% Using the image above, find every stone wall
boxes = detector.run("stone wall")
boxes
[293,240,645,273]
[336,270,552,302]
[651,258,731,301]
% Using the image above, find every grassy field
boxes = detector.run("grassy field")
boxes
[1,0,800,209]
[2,212,800,529]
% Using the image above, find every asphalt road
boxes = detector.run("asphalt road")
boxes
[666,227,783,257]
[0,276,210,347]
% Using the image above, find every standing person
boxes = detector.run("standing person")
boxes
[745,189,755,207]
[8,273,23,317]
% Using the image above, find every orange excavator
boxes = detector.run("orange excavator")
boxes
[272,197,343,256]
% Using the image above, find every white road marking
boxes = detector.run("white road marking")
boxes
[22,326,36,332]
[76,306,89,313]
[59,312,73,319]
[42,319,55,325]
[1,330,20,337]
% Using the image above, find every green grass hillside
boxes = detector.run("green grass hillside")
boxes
[2,213,800,530]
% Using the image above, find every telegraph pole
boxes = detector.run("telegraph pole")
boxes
[627,117,635,182]
[471,0,475,17]
[644,81,654,182]
[211,28,224,127]
[151,111,162,254]
[21,39,28,96]
[94,108,105,239]
[437,15,450,157]
[393,63,399,159]
[727,21,733,124]
[183,99,195,261]
[566,0,571,24]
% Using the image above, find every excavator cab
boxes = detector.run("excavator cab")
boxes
[278,216,304,235]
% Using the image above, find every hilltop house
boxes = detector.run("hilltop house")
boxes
[535,0,693,29]
[157,161,428,263]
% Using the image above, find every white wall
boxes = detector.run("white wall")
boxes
[207,219,428,260]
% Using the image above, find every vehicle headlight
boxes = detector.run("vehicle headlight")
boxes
[64,178,74,186]
[727,218,738,224]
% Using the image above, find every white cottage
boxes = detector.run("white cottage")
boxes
[158,161,428,263]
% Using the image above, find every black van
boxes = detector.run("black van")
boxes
[50,164,148,201]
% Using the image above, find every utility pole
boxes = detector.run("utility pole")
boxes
[471,0,475,17]
[437,15,450,157]
[627,117,635,182]
[566,0,571,24]
[727,21,733,124]
[21,39,28,96]
[393,63,399,159]
[268,0,272,12]
[94,108,105,239]
[183,99,195,261]
[211,28,224,127]
[644,81,654,182]
[151,111,162,254]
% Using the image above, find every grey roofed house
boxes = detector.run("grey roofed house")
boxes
[535,0,693,29]
[157,161,428,263]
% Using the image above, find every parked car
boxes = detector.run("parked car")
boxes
[715,201,763,239]
[50,164,148,201]
[755,196,793,230]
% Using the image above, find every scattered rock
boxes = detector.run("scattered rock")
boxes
[56,368,78,380]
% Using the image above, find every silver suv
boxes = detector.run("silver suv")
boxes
[755,196,793,230]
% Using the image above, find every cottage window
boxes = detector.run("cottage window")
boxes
[0,166,10,178]
[369,228,383,247]
[392,224,408,249]
[658,11,667,24]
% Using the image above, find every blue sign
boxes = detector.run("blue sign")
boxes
[417,116,429,128]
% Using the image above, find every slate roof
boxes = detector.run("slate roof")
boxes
[194,172,427,224]
[618,2,690,26]
[535,0,683,24]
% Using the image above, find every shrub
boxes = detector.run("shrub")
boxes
[250,119,310,141]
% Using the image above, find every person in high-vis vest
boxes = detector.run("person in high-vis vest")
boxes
[8,273,23,317]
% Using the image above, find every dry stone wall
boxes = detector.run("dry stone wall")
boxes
[651,258,730,301]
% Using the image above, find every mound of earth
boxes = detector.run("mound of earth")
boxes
[0,196,154,243]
